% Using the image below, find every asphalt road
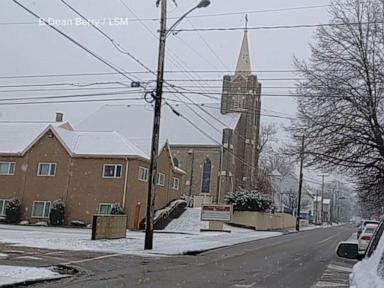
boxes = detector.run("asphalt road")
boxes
[26,225,355,288]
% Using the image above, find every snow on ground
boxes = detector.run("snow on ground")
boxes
[0,265,66,286]
[0,208,281,256]
[287,223,343,233]
[165,207,207,232]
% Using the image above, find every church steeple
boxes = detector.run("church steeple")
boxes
[235,15,251,76]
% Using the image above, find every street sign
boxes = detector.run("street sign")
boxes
[201,204,232,222]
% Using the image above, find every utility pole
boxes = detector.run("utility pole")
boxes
[145,0,167,250]
[318,174,326,224]
[296,135,305,232]
[329,187,335,225]
[144,0,211,250]
[314,189,319,224]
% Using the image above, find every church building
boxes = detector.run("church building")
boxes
[77,28,262,204]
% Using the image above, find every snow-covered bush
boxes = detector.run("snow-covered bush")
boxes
[5,198,22,224]
[110,203,125,215]
[225,191,272,212]
[49,199,65,226]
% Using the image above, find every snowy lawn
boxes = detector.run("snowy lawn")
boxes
[0,209,282,256]
[0,265,67,286]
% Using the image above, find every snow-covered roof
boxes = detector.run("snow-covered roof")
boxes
[54,127,148,159]
[76,103,241,156]
[0,122,59,156]
[0,122,148,159]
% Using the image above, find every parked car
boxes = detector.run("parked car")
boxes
[358,223,379,252]
[337,220,384,287]
[357,220,380,239]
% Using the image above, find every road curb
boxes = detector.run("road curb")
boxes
[0,265,77,288]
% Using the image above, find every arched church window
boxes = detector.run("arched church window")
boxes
[173,157,179,168]
[201,158,212,193]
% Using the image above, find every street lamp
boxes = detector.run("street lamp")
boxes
[167,0,211,36]
[145,0,211,250]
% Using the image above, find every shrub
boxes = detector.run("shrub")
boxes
[225,191,272,212]
[5,198,22,224]
[49,199,65,226]
[110,203,125,215]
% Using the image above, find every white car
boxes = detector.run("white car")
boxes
[337,220,384,288]
[358,223,378,251]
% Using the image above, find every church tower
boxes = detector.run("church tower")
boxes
[220,21,262,191]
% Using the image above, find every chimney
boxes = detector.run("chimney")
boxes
[55,112,64,122]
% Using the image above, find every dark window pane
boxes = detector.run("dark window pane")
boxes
[33,202,44,217]
[50,164,56,176]
[116,165,122,177]
[104,165,115,177]
[39,164,49,175]
[9,163,15,174]
[201,159,211,193]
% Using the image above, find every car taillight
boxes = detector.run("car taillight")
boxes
[361,235,371,241]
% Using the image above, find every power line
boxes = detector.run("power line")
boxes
[171,4,331,20]
[172,21,384,33]
[117,0,221,95]
[0,4,331,26]
[0,90,142,102]
[165,99,295,120]
[0,97,143,106]
[0,70,305,80]
[0,81,130,89]
[176,5,228,70]
[165,90,351,98]
[0,81,296,89]
[163,78,305,81]
[12,0,140,84]
[60,0,156,76]
[165,101,262,172]
[0,86,299,94]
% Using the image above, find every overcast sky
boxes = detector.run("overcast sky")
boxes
[0,0,337,188]
[0,0,331,125]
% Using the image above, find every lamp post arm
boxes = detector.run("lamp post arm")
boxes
[166,6,197,37]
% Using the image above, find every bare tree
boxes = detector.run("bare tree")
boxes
[257,123,278,157]
[254,123,278,193]
[292,0,384,209]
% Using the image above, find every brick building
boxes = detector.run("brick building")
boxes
[0,122,184,228]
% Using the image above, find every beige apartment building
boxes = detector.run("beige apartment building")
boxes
[0,122,184,229]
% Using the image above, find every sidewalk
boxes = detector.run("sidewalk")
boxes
[0,223,281,257]
[0,265,69,287]
[311,232,357,288]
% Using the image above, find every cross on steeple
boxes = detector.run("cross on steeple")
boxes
[235,15,251,76]
[245,14,248,33]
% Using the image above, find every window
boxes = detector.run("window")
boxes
[201,158,212,193]
[138,166,149,182]
[0,162,15,175]
[32,201,50,218]
[173,157,179,168]
[172,177,180,190]
[103,164,122,178]
[38,163,56,176]
[0,200,9,216]
[157,173,165,186]
[98,203,113,215]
